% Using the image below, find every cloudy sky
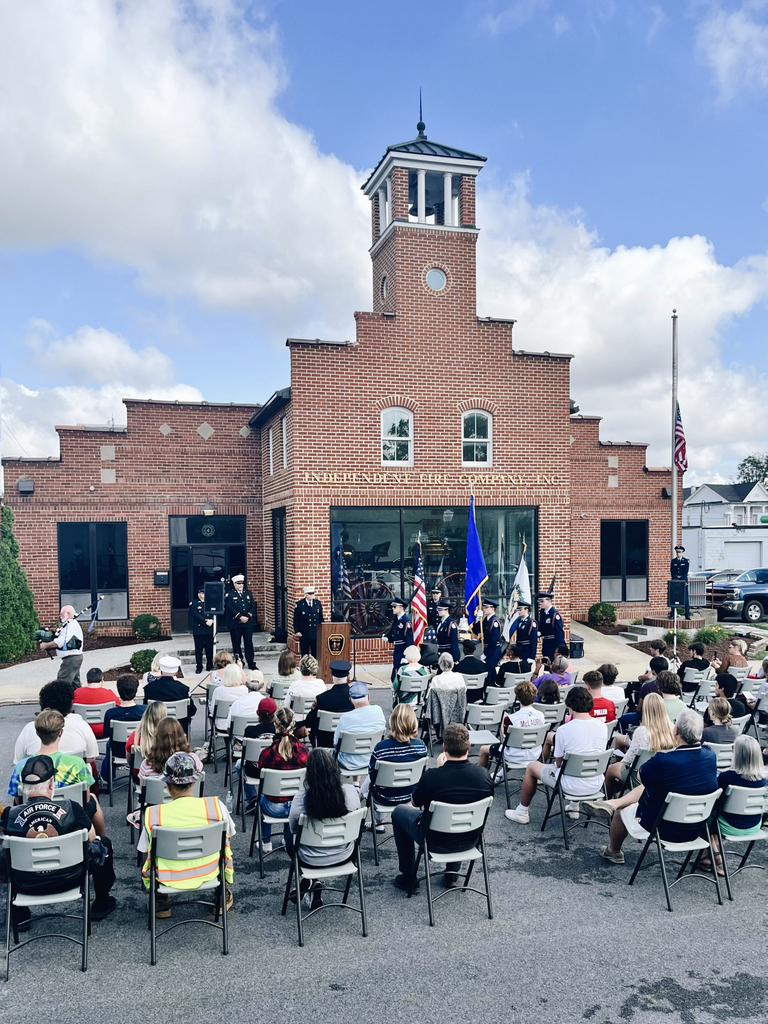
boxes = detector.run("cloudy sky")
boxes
[1,0,768,483]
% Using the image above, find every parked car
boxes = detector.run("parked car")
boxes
[710,568,768,622]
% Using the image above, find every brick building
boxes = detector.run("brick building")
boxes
[3,120,677,658]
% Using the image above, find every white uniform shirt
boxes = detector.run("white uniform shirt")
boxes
[55,618,84,658]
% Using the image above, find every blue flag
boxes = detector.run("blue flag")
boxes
[464,495,488,621]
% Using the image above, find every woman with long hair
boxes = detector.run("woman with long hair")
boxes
[701,698,739,744]
[140,717,204,779]
[604,692,675,797]
[254,707,308,850]
[287,747,361,908]
[277,649,300,679]
[126,700,167,770]
[705,734,767,875]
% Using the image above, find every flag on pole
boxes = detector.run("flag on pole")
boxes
[674,402,688,473]
[411,540,428,645]
[336,546,352,618]
[464,495,489,623]
[503,545,531,640]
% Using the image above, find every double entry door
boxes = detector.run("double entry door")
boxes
[170,544,246,634]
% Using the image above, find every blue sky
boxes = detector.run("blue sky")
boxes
[1,0,768,480]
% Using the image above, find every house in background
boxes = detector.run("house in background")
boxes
[682,482,768,571]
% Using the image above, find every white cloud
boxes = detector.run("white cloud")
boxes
[696,1,768,99]
[553,13,570,34]
[482,0,551,35]
[476,176,768,483]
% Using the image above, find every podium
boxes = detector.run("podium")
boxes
[318,621,352,684]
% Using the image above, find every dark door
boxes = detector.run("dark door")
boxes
[273,508,287,641]
[170,543,247,633]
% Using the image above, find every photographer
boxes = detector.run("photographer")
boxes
[39,605,84,685]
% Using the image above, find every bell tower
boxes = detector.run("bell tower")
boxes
[361,117,486,321]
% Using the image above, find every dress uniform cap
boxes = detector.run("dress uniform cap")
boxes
[517,598,532,608]
[482,599,498,608]
[437,600,452,609]
[674,546,685,552]
[231,574,245,584]
[329,659,352,675]
[536,592,554,600]
[159,655,181,672]
[391,596,409,607]
[303,586,315,594]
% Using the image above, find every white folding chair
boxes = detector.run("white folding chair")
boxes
[604,720,619,749]
[147,821,229,965]
[729,665,749,689]
[713,785,768,900]
[270,678,293,702]
[410,797,494,926]
[280,808,367,947]
[612,698,629,719]
[365,757,429,865]
[746,693,768,740]
[617,747,656,796]
[317,709,343,737]
[72,701,115,727]
[203,680,219,741]
[461,673,488,702]
[4,829,90,979]
[490,724,549,809]
[503,671,535,686]
[250,768,307,877]
[687,675,716,709]
[236,734,274,830]
[541,749,613,849]
[397,674,429,705]
[628,790,723,911]
[227,713,263,787]
[151,698,193,740]
[731,715,751,736]
[483,687,516,707]
[105,718,136,806]
[210,697,237,773]
[703,741,735,769]
[334,728,386,781]
[465,702,506,750]
[51,781,88,807]
[290,692,317,722]
[137,776,204,862]
[539,702,567,730]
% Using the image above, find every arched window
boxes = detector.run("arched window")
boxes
[462,410,492,465]
[381,407,413,465]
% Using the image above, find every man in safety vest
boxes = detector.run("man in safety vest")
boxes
[139,751,235,917]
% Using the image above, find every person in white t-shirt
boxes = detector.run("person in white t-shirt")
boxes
[478,680,545,775]
[505,686,607,824]
[597,663,625,705]
[13,680,99,764]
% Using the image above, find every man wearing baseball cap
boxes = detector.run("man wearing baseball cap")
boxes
[333,681,386,774]
[1,754,117,928]
[139,751,235,916]
[143,655,196,730]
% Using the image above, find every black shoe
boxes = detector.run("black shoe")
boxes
[288,879,312,904]
[393,873,419,893]
[91,896,117,921]
[13,908,32,933]
[310,890,323,910]
[443,871,461,888]
[196,667,203,675]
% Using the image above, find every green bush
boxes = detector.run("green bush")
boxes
[588,602,617,627]
[0,506,40,662]
[131,613,162,641]
[693,625,731,646]
[662,629,691,647]
[130,648,158,675]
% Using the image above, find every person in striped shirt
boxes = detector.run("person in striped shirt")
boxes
[359,704,428,831]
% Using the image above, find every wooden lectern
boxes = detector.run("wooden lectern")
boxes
[318,621,352,684]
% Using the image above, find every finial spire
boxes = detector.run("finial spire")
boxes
[416,88,426,139]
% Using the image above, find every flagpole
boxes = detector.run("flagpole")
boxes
[671,309,678,559]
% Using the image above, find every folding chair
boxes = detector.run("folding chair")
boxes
[503,671,535,686]
[703,742,735,769]
[488,724,549,809]
[317,709,343,738]
[290,692,317,722]
[147,821,229,965]
[745,693,768,740]
[236,735,274,831]
[280,808,367,947]
[627,790,723,911]
[203,680,219,742]
[559,685,575,701]
[461,672,488,704]
[137,777,204,863]
[729,665,749,690]
[731,715,751,736]
[713,785,768,900]
[465,702,507,753]
[483,687,516,707]
[270,678,293,702]
[604,720,619,749]
[105,718,136,806]
[539,702,567,731]
[687,676,716,710]
[571,671,580,686]
[250,767,307,877]
[365,757,428,865]
[612,698,629,719]
[396,674,429,706]
[4,829,90,979]
[227,713,264,787]
[73,701,115,755]
[51,781,89,808]
[151,698,193,739]
[410,797,494,926]
[210,697,238,773]
[681,667,709,697]
[334,728,386,781]
[540,749,613,850]
[616,747,655,797]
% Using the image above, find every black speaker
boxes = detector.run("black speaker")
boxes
[204,581,225,615]
[667,579,687,607]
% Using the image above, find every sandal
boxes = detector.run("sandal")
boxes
[699,856,725,877]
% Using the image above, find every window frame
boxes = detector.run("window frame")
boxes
[281,415,288,470]
[268,426,274,476]
[599,518,649,603]
[461,409,493,467]
[57,521,129,621]
[380,407,414,467]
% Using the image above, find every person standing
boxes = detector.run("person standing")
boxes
[292,585,324,657]
[384,598,414,682]
[507,598,539,665]
[537,592,565,663]
[670,545,690,619]
[225,573,256,669]
[426,587,443,630]
[435,600,460,663]
[471,599,502,686]
[188,586,214,674]
[39,605,84,685]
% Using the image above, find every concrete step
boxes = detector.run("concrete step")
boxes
[177,645,284,658]
[625,625,649,636]
[619,631,642,642]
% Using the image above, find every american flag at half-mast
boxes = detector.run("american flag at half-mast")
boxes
[674,403,688,474]
[411,540,428,646]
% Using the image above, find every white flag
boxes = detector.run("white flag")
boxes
[503,552,531,641]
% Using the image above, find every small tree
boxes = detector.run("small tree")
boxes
[0,505,40,662]
[132,613,162,641]
[587,602,617,627]
[736,453,768,485]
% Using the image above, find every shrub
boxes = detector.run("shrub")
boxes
[0,506,40,662]
[693,625,731,646]
[588,602,617,627]
[130,649,158,675]
[131,614,162,641]
[662,629,690,647]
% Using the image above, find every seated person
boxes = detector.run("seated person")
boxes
[1,755,117,926]
[333,682,387,774]
[620,657,668,729]
[394,645,430,703]
[597,663,625,705]
[677,641,711,692]
[141,652,164,689]
[456,640,486,678]
[209,650,234,689]
[656,670,688,722]
[605,693,675,798]
[360,704,428,831]
[496,644,534,686]
[478,680,546,777]
[431,653,469,691]
[139,751,235,916]
[534,654,571,689]
[143,656,196,729]
[73,667,116,737]
[225,669,267,727]
[701,697,740,744]
[255,707,308,849]
[139,718,204,780]
[99,673,147,786]
[505,686,607,824]
[240,696,277,783]
[713,638,749,677]
[706,734,767,873]
[288,748,361,910]
[627,643,669,709]
[703,674,749,725]
[535,679,562,705]
[14,680,98,765]
[208,662,248,730]
[304,660,354,748]
[391,722,493,892]
[271,649,301,690]
[585,710,717,864]
[126,701,167,776]
[283,655,325,708]
[583,669,616,723]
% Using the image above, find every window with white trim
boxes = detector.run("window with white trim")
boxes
[462,410,492,465]
[268,426,274,475]
[381,407,413,465]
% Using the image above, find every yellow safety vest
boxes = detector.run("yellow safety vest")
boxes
[141,796,234,890]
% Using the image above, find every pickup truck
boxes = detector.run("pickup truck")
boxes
[711,568,768,622]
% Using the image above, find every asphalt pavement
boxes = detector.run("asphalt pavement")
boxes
[1,687,768,1024]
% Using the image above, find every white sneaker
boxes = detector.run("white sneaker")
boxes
[565,801,580,820]
[493,769,505,783]
[505,806,529,824]
[260,841,273,854]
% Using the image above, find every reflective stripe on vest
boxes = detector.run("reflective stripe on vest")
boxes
[142,796,233,889]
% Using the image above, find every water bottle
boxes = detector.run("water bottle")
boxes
[225,791,233,815]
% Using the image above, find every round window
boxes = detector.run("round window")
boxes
[381,275,388,300]
[426,268,447,291]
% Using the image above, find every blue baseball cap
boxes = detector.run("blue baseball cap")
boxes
[349,681,368,699]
